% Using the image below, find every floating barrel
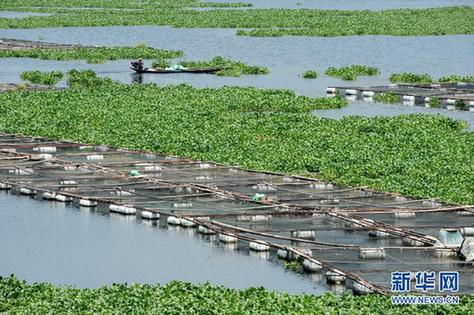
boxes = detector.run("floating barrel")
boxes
[94,145,108,152]
[277,249,292,260]
[435,249,457,258]
[359,248,386,259]
[0,183,12,190]
[42,192,56,200]
[394,196,407,202]
[64,165,77,171]
[198,226,215,235]
[144,165,162,171]
[180,218,196,228]
[326,87,337,94]
[402,238,425,247]
[86,154,104,161]
[326,271,346,284]
[302,259,322,272]
[460,238,474,262]
[10,169,32,175]
[167,216,180,225]
[446,104,455,110]
[446,99,456,105]
[458,210,474,216]
[388,84,398,88]
[345,89,357,95]
[32,153,53,160]
[79,145,92,150]
[172,202,193,208]
[33,146,56,153]
[309,183,333,189]
[60,180,77,186]
[249,241,270,251]
[20,187,35,195]
[469,105,474,112]
[219,233,238,243]
[199,163,212,169]
[252,183,276,192]
[141,211,159,220]
[291,230,316,239]
[394,211,415,219]
[460,227,474,236]
[422,200,441,207]
[79,199,97,207]
[361,91,375,97]
[195,175,211,180]
[236,215,251,222]
[353,282,373,295]
[251,215,271,222]
[109,204,136,215]
[368,230,390,238]
[55,194,72,202]
[402,95,415,101]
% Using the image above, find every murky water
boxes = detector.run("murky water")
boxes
[209,0,473,10]
[1,26,473,127]
[0,191,327,293]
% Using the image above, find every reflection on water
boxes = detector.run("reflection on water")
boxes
[0,191,327,294]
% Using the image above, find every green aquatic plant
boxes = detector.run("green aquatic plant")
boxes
[428,97,440,108]
[67,69,112,88]
[373,92,399,104]
[325,65,379,81]
[20,70,63,86]
[180,56,268,76]
[389,73,433,84]
[455,100,467,110]
[0,78,473,205]
[0,46,183,64]
[302,70,318,79]
[438,75,474,83]
[1,276,474,314]
[284,260,301,272]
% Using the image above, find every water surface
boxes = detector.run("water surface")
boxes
[0,192,328,294]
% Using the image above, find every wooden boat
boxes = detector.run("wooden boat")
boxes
[131,66,223,74]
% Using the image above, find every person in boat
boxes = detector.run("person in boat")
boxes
[131,58,145,71]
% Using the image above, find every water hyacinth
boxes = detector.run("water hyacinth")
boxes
[20,70,63,86]
[167,56,269,77]
[325,65,379,81]
[0,5,472,38]
[0,76,472,205]
[373,92,400,104]
[389,73,433,84]
[0,45,183,64]
[438,75,474,83]
[1,276,474,314]
[302,70,318,79]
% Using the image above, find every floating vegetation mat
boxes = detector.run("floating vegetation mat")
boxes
[1,134,473,294]
[0,5,472,37]
[327,82,474,111]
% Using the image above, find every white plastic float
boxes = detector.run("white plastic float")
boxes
[20,187,35,195]
[291,230,316,239]
[198,226,215,235]
[0,183,12,190]
[218,233,238,243]
[303,259,323,272]
[180,218,196,228]
[394,211,415,219]
[353,282,373,295]
[345,89,357,95]
[167,216,181,225]
[325,271,346,284]
[361,91,375,97]
[359,248,386,259]
[55,194,72,202]
[79,199,97,207]
[326,87,337,94]
[33,146,56,153]
[86,154,104,161]
[249,241,270,251]
[141,211,159,220]
[251,215,271,222]
[42,192,56,200]
[109,204,136,215]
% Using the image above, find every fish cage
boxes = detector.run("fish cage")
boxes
[327,83,474,111]
[0,133,472,294]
